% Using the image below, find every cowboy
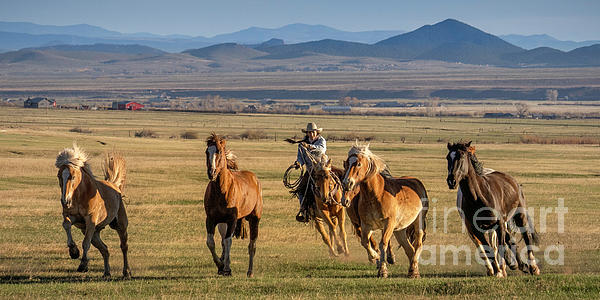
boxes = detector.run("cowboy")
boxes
[294,122,327,222]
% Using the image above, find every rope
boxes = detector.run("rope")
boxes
[283,164,304,190]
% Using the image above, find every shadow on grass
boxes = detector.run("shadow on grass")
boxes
[0,274,203,285]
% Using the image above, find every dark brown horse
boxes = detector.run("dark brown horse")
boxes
[341,143,428,278]
[204,133,262,277]
[446,141,540,277]
[55,144,131,278]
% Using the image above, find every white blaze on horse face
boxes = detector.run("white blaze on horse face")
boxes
[207,145,217,172]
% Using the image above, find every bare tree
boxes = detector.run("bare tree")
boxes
[515,102,530,118]
[546,89,558,101]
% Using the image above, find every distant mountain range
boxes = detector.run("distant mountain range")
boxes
[500,34,600,52]
[1,19,599,71]
[0,22,403,53]
[2,20,599,53]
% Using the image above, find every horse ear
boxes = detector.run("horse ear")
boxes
[326,158,332,167]
[366,143,370,151]
[468,146,476,154]
[466,141,472,147]
[447,142,452,150]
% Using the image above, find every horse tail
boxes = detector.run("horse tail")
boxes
[102,150,126,192]
[234,218,249,239]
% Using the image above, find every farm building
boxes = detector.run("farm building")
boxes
[24,97,56,108]
[112,101,145,111]
[322,105,351,112]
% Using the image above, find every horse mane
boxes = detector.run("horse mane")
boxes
[448,141,484,175]
[206,133,238,170]
[55,143,94,176]
[348,142,388,177]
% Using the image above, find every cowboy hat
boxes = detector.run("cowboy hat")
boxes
[302,122,323,133]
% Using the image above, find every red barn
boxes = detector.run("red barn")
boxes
[112,101,145,111]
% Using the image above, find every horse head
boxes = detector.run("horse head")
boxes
[342,142,382,191]
[55,144,89,208]
[205,133,229,181]
[312,156,340,205]
[446,141,475,189]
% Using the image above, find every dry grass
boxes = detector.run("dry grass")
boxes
[520,134,600,145]
[0,108,599,298]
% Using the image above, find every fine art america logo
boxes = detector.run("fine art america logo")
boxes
[418,198,567,266]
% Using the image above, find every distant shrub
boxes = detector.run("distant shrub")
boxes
[180,131,199,140]
[69,127,92,134]
[239,130,268,140]
[520,135,599,145]
[135,129,158,138]
[327,133,375,142]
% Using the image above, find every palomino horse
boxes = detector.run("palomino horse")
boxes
[55,144,131,278]
[309,154,349,257]
[446,141,540,277]
[341,143,428,278]
[204,133,263,277]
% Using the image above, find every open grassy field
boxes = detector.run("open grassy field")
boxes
[1,107,599,298]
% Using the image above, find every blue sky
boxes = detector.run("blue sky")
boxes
[1,0,599,40]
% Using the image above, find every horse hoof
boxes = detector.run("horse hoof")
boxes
[102,273,111,279]
[69,246,80,259]
[123,270,132,279]
[247,271,254,278]
[387,255,396,265]
[495,272,505,278]
[377,271,388,278]
[408,273,421,279]
[529,265,540,276]
[486,269,495,276]
[77,264,88,273]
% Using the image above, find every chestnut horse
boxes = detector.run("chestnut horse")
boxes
[204,133,262,277]
[341,143,428,278]
[55,144,131,278]
[309,154,349,257]
[446,141,540,277]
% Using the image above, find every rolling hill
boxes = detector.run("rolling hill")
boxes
[1,18,599,71]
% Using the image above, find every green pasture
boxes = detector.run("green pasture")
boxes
[0,107,599,298]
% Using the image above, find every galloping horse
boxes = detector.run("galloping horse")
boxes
[204,133,262,277]
[55,144,131,278]
[341,143,428,278]
[446,141,540,277]
[309,155,349,257]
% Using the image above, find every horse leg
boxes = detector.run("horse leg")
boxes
[246,215,260,278]
[504,228,520,271]
[324,214,343,256]
[337,210,350,256]
[115,202,131,278]
[77,218,95,273]
[220,218,236,276]
[464,221,495,276]
[496,222,508,277]
[314,217,337,257]
[513,211,540,275]
[489,229,504,278]
[63,216,79,259]
[394,229,418,278]
[205,218,224,273]
[409,221,425,278]
[386,243,396,265]
[360,224,379,262]
[217,223,227,262]
[377,221,395,278]
[91,230,110,278]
